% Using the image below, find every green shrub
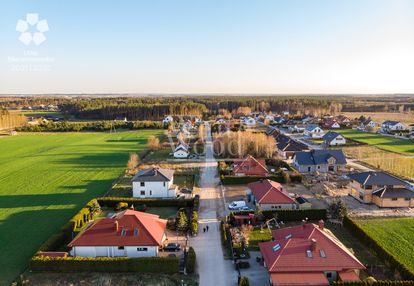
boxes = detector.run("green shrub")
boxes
[240,276,250,286]
[30,256,179,273]
[115,202,129,210]
[191,211,199,235]
[186,247,196,274]
[176,208,189,232]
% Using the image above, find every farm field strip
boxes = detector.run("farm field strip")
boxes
[0,130,162,285]
[355,218,414,274]
[337,129,414,156]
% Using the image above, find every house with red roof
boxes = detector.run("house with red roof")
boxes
[68,209,167,258]
[247,179,297,210]
[259,221,365,286]
[233,155,269,177]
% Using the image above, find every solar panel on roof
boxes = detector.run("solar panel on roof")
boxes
[306,250,313,258]
[285,234,292,240]
[319,249,326,258]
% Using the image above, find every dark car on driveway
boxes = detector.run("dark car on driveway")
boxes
[180,188,192,194]
[163,243,181,252]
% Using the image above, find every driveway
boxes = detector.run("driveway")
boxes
[190,123,236,286]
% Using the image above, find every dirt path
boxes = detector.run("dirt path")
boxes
[189,123,236,286]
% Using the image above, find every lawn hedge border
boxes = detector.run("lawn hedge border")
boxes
[230,209,327,222]
[30,256,179,273]
[96,197,194,208]
[343,216,414,280]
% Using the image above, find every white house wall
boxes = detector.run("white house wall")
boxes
[132,179,175,198]
[71,246,158,258]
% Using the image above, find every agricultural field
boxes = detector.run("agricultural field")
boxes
[343,145,414,179]
[355,218,414,274]
[0,130,162,285]
[342,112,414,126]
[338,129,414,155]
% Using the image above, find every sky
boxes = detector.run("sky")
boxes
[0,0,414,94]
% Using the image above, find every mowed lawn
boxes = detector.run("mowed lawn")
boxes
[0,130,162,285]
[356,218,414,273]
[338,129,414,155]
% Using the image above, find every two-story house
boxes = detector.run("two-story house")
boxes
[323,131,346,146]
[304,124,325,138]
[381,120,406,134]
[132,168,177,198]
[348,171,414,207]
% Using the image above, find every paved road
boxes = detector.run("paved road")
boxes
[190,123,236,286]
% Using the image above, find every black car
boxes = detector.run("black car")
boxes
[163,243,181,252]
[180,188,192,194]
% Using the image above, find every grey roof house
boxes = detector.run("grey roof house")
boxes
[292,150,347,173]
[348,171,414,207]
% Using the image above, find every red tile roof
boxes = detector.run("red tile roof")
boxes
[259,224,365,274]
[248,179,296,205]
[233,155,268,177]
[270,272,329,286]
[68,210,167,247]
[339,270,361,282]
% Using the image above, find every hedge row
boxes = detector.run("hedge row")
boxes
[30,256,179,273]
[96,197,194,208]
[332,281,414,286]
[38,199,100,252]
[230,209,327,222]
[17,120,163,132]
[343,216,414,280]
[186,247,196,274]
[221,175,286,185]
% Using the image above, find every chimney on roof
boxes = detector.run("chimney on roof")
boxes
[114,221,119,231]
[318,220,325,230]
[310,238,317,251]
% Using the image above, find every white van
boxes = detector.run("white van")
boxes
[228,201,247,210]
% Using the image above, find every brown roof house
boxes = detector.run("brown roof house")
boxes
[233,155,269,177]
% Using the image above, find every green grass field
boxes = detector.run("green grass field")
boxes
[337,129,414,155]
[355,218,414,273]
[0,130,162,285]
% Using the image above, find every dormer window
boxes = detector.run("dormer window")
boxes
[134,228,139,236]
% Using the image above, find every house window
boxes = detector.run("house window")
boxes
[405,198,410,201]
[140,182,145,187]
[137,247,148,251]
[317,166,320,169]
[163,182,166,187]
[391,198,398,201]
[150,190,152,196]
[359,194,364,200]
[121,229,127,236]
[134,228,139,236]
[140,191,145,196]
[326,272,332,279]
[118,246,124,250]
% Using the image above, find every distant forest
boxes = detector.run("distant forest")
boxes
[1,95,414,121]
